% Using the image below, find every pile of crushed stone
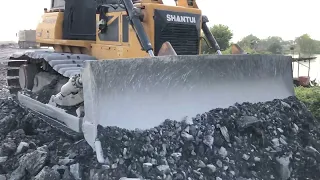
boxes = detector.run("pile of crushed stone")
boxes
[0,98,96,180]
[0,96,320,180]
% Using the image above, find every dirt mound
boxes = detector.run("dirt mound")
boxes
[0,98,95,180]
[97,96,320,179]
[0,96,319,179]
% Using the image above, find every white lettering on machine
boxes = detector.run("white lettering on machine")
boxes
[166,14,196,23]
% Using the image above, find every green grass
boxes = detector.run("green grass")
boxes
[295,86,320,120]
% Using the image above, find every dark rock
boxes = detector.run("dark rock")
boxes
[0,157,7,164]
[254,157,260,162]
[0,115,18,137]
[89,169,110,180]
[9,166,26,180]
[156,165,170,175]
[62,168,76,180]
[58,158,75,166]
[1,140,16,156]
[15,142,29,155]
[52,165,67,175]
[47,141,56,151]
[242,154,250,161]
[0,175,6,180]
[70,163,81,180]
[216,159,223,168]
[236,116,262,131]
[219,126,230,143]
[28,142,37,150]
[203,135,214,148]
[33,166,60,180]
[218,146,228,158]
[67,140,94,160]
[10,129,25,140]
[19,146,48,176]
[207,164,216,173]
[276,154,292,180]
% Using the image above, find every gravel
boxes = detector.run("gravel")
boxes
[96,96,320,180]
[0,47,320,179]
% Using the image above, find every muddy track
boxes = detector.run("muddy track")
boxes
[0,47,25,98]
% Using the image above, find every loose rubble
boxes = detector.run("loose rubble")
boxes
[0,94,320,179]
[96,96,320,180]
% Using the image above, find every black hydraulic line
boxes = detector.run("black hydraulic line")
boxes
[202,15,222,55]
[121,0,154,56]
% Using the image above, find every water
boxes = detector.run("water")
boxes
[291,54,320,83]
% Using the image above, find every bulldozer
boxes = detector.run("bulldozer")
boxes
[6,0,294,164]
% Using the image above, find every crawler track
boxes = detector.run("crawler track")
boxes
[5,50,98,140]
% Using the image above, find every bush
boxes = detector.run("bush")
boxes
[295,86,320,120]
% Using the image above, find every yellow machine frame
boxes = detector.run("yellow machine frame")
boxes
[36,0,202,59]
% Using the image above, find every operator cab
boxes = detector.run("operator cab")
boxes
[50,0,127,41]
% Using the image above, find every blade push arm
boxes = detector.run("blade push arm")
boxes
[202,16,222,55]
[122,0,155,57]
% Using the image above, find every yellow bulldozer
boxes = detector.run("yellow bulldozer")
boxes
[6,0,294,164]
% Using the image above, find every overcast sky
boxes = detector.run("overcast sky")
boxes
[0,0,319,42]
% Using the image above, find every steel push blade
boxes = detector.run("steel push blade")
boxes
[81,54,294,131]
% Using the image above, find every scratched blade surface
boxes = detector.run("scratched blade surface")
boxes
[82,54,294,130]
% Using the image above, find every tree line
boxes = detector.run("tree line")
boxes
[201,24,320,56]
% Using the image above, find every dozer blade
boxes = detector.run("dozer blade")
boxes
[82,54,294,130]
